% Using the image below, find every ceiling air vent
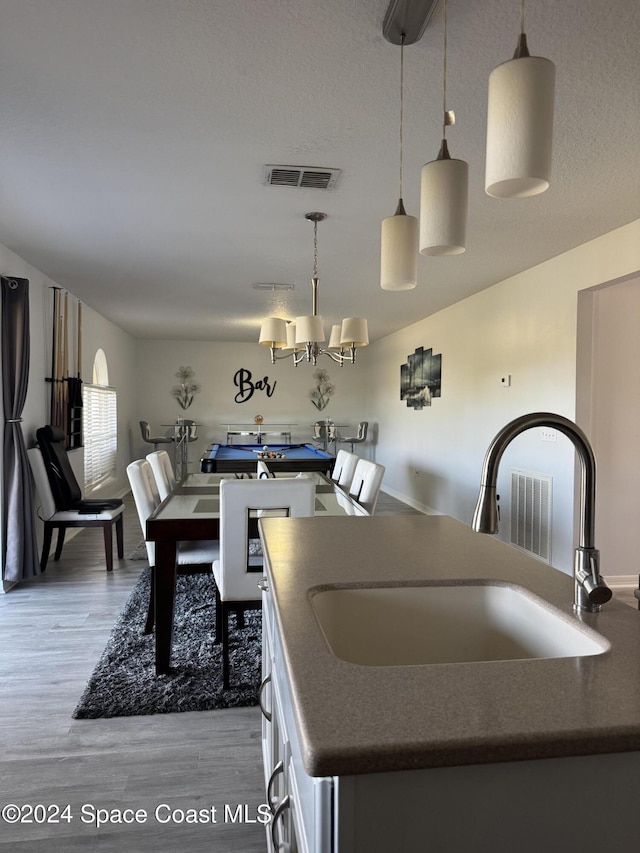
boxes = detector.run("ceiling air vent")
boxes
[264,165,340,190]
[253,283,295,291]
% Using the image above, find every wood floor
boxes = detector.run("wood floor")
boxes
[0,489,635,852]
[0,494,266,852]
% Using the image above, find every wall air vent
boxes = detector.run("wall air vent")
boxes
[264,165,340,190]
[510,470,552,563]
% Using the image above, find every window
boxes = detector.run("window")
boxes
[84,349,117,489]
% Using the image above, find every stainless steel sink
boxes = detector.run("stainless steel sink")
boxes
[310,582,610,666]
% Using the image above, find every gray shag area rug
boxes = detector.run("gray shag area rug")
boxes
[73,568,261,719]
[127,541,148,560]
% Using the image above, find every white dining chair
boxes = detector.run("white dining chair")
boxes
[348,459,386,515]
[126,459,219,633]
[28,447,124,572]
[330,449,359,491]
[213,477,315,688]
[146,450,177,501]
[256,460,275,479]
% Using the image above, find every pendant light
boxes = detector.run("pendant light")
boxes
[381,35,419,291]
[485,0,555,198]
[419,0,468,256]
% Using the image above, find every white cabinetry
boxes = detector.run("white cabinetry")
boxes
[260,579,333,853]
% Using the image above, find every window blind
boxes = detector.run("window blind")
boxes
[83,383,117,488]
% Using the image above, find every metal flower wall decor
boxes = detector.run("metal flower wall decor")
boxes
[309,368,335,411]
[171,365,201,410]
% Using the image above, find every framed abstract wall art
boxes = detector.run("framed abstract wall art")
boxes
[400,346,441,410]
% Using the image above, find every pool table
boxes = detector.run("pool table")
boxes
[200,442,334,474]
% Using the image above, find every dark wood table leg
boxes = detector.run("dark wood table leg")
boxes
[115,514,124,558]
[155,538,178,674]
[102,521,114,572]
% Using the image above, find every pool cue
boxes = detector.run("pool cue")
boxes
[234,443,306,453]
[62,291,69,441]
[49,288,59,423]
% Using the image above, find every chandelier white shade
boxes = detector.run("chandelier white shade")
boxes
[340,317,369,347]
[420,146,468,256]
[381,201,419,290]
[328,324,343,349]
[485,34,555,198]
[283,321,303,351]
[295,313,325,345]
[259,316,287,348]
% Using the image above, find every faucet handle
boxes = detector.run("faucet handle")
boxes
[574,548,612,610]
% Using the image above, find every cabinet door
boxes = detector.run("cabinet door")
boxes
[262,579,334,853]
[260,585,275,789]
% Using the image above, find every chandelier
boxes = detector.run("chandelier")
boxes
[259,212,368,366]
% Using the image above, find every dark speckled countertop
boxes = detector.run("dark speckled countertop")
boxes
[259,514,640,778]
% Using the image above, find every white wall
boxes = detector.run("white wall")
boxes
[367,220,640,575]
[132,340,371,465]
[578,274,640,579]
[0,241,137,588]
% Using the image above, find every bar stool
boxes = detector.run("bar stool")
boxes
[139,420,173,452]
[339,421,368,453]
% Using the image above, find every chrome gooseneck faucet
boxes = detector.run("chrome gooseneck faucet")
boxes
[471,412,612,613]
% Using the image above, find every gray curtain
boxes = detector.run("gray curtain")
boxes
[2,276,40,582]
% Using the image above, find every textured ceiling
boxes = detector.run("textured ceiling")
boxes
[0,0,638,343]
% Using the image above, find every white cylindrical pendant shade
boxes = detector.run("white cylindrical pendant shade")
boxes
[340,318,369,348]
[420,157,469,255]
[380,212,419,290]
[485,55,556,198]
[259,317,287,347]
[328,324,343,349]
[295,315,325,344]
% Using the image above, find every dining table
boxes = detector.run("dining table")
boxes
[145,470,366,674]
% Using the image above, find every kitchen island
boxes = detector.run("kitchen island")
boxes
[258,513,640,852]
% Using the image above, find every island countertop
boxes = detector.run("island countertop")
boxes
[259,513,640,777]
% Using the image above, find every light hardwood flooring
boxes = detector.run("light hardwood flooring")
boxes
[0,490,636,852]
[0,494,266,852]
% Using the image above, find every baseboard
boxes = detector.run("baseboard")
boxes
[380,486,440,516]
[607,575,638,587]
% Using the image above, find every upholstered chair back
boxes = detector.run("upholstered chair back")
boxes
[331,449,359,491]
[27,447,59,521]
[348,459,385,515]
[127,459,161,565]
[215,477,314,602]
[256,460,274,479]
[146,450,176,501]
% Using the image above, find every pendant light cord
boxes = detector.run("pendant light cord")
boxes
[442,0,448,139]
[513,0,529,58]
[399,34,405,201]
